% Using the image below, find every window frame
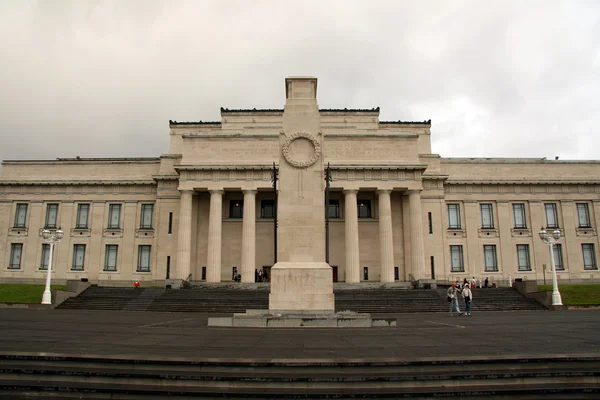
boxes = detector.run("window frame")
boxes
[513,203,527,229]
[480,203,494,229]
[357,200,372,219]
[137,245,151,272]
[9,243,23,269]
[582,243,597,270]
[483,244,498,271]
[544,203,559,228]
[327,199,340,219]
[229,200,243,219]
[44,203,59,229]
[447,203,461,229]
[553,243,564,270]
[450,245,464,272]
[72,244,86,271]
[516,244,531,271]
[107,204,122,229]
[140,204,154,229]
[104,244,118,271]
[76,203,90,229]
[261,199,275,219]
[40,243,51,270]
[576,203,592,228]
[13,203,28,228]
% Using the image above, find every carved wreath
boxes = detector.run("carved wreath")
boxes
[281,131,321,168]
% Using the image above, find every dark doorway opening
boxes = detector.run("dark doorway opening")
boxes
[332,266,338,282]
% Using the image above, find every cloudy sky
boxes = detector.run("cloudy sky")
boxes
[1,0,599,163]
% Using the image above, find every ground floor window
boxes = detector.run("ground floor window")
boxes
[450,245,464,272]
[72,244,86,271]
[582,244,597,270]
[483,245,498,271]
[40,243,51,270]
[9,243,23,269]
[137,245,151,272]
[517,244,531,271]
[104,245,118,271]
[553,244,564,270]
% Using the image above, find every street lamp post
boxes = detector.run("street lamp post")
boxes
[538,227,563,306]
[41,227,64,305]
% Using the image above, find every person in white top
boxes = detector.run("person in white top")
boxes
[471,277,477,289]
[462,284,473,316]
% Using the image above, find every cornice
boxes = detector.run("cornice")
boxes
[2,158,160,166]
[175,164,275,171]
[0,180,156,186]
[330,164,427,171]
[324,133,419,138]
[441,158,600,165]
[152,174,179,181]
[422,174,450,180]
[380,119,431,125]
[182,133,278,139]
[446,179,600,185]
[160,154,182,159]
[221,107,283,115]
[169,120,221,126]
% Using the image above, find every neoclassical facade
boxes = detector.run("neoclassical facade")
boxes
[2,77,600,286]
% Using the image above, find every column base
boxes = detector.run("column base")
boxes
[269,262,334,312]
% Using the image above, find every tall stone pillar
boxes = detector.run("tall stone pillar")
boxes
[206,190,223,283]
[344,189,360,283]
[241,190,256,283]
[175,190,193,280]
[409,190,426,281]
[378,189,394,282]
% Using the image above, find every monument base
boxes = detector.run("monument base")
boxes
[269,262,334,312]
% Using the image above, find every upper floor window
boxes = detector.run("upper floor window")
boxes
[357,200,371,219]
[517,244,531,271]
[76,204,90,229]
[72,244,86,271]
[327,199,340,219]
[261,200,275,219]
[45,204,59,229]
[480,204,494,229]
[9,243,23,269]
[582,244,597,270]
[14,203,28,228]
[513,203,527,229]
[447,204,461,229]
[104,244,118,271]
[450,245,464,272]
[483,245,498,271]
[108,204,121,229]
[544,203,559,228]
[229,200,243,219]
[140,204,154,229]
[40,243,51,270]
[137,245,151,272]
[554,244,564,270]
[576,203,592,228]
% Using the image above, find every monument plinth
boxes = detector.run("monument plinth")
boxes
[268,77,334,313]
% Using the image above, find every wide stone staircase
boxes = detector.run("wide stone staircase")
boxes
[1,353,598,398]
[57,285,545,313]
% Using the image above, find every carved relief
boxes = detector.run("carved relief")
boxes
[282,131,321,168]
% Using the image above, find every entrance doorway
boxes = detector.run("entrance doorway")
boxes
[262,266,271,283]
[332,266,338,282]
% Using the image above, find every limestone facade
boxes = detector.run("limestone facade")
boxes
[1,77,600,286]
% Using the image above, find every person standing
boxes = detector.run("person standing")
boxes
[462,283,473,316]
[447,282,463,316]
[471,277,476,289]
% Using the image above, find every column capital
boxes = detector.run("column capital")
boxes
[179,189,194,195]
[377,189,392,195]
[242,189,258,195]
[343,189,358,195]
[406,189,422,195]
[209,189,224,195]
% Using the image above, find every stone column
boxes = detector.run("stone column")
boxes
[344,189,360,283]
[378,189,394,282]
[175,190,193,280]
[207,190,223,283]
[408,190,426,281]
[241,190,256,283]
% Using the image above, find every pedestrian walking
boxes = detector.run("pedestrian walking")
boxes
[447,282,463,316]
[462,284,473,316]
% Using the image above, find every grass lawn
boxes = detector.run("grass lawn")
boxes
[0,284,67,303]
[538,284,600,305]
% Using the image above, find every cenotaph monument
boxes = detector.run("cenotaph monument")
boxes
[268,77,335,313]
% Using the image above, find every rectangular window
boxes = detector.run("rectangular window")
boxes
[517,244,531,271]
[553,244,564,270]
[108,204,121,229]
[140,204,154,229]
[168,212,173,234]
[480,204,494,229]
[327,199,340,219]
[9,243,23,269]
[357,200,371,218]
[428,212,433,234]
[483,245,498,271]
[76,204,90,229]
[447,204,461,229]
[229,200,243,219]
[72,244,86,271]
[582,244,597,270]
[261,200,275,218]
[576,203,591,228]
[545,203,559,228]
[450,245,464,272]
[45,203,59,228]
[104,245,118,271]
[40,243,51,270]
[513,203,527,228]
[137,245,151,272]
[14,203,28,228]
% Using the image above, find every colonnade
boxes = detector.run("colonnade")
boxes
[175,188,426,283]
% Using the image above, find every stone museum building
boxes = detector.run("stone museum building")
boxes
[1,77,599,286]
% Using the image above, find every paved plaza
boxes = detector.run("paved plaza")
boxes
[0,309,599,360]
